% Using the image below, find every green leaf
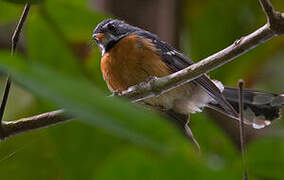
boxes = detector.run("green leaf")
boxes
[247,137,284,179]
[191,113,239,163]
[3,0,41,5]
[43,1,108,42]
[84,48,109,91]
[0,1,21,23]
[0,129,66,180]
[46,121,124,180]
[0,51,187,152]
[26,13,83,76]
[94,147,240,180]
[183,0,272,85]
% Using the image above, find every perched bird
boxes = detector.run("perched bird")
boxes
[93,19,283,136]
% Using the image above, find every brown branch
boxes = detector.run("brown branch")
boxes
[1,0,284,140]
[259,0,284,35]
[1,110,72,140]
[11,3,31,55]
[0,3,31,139]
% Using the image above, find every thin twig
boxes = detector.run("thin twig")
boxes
[238,80,248,180]
[0,3,31,139]
[11,3,31,55]
[0,79,11,139]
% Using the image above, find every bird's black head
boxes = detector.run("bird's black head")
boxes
[93,19,140,55]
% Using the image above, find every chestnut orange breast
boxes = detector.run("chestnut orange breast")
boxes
[101,34,172,92]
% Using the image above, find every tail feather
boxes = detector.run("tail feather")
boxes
[208,86,283,129]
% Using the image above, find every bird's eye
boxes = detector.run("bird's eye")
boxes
[107,23,116,31]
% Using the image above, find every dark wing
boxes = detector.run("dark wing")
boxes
[135,31,238,117]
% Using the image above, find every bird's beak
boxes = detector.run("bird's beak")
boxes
[93,33,105,43]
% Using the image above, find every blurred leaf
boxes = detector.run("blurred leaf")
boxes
[247,137,284,179]
[2,0,41,4]
[0,129,66,180]
[2,82,37,121]
[253,50,284,92]
[46,0,88,9]
[43,1,107,42]
[84,48,109,91]
[94,147,240,180]
[191,113,238,164]
[46,121,124,180]
[183,0,274,85]
[26,12,83,76]
[0,1,21,23]
[0,51,187,153]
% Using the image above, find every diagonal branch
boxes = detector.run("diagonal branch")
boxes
[0,0,284,140]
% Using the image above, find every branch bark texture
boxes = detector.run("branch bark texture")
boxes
[1,0,284,140]
[1,110,71,140]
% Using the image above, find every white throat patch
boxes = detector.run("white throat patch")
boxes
[99,44,106,56]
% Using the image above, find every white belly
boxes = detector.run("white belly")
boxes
[143,80,223,114]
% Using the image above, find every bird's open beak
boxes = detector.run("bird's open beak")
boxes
[93,33,105,42]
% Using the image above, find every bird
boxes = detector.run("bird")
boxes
[92,18,283,141]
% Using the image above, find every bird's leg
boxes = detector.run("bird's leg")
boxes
[185,115,201,154]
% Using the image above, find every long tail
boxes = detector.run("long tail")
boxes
[208,86,284,129]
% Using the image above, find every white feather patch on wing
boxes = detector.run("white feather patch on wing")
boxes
[212,79,224,92]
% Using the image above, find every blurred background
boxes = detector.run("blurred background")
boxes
[0,0,284,179]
